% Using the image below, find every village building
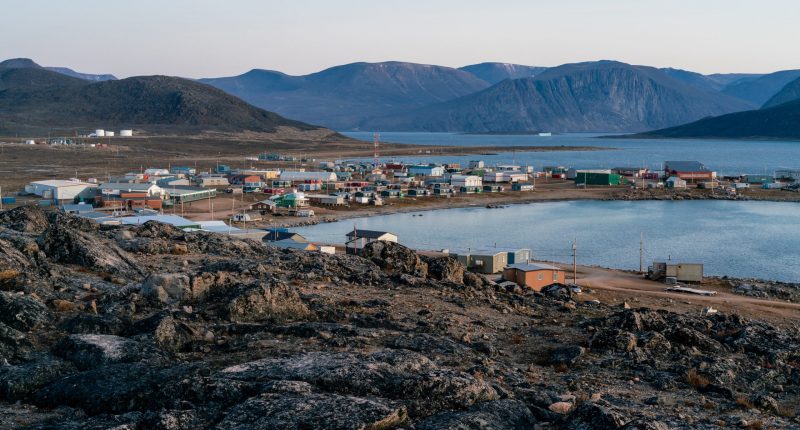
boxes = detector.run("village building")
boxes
[665,176,687,188]
[664,161,715,182]
[25,180,98,203]
[450,175,482,188]
[407,165,445,177]
[279,171,338,183]
[574,172,622,186]
[613,167,650,178]
[98,183,165,198]
[306,194,346,206]
[196,175,230,187]
[648,261,704,283]
[345,229,398,254]
[167,187,217,203]
[503,263,566,291]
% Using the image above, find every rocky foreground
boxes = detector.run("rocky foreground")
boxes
[0,206,798,429]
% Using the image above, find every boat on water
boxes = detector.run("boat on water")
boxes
[538,132,552,137]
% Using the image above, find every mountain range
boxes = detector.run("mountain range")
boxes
[4,57,800,138]
[200,60,799,133]
[0,60,320,135]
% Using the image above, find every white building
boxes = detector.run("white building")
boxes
[25,180,98,203]
[279,171,337,182]
[484,171,529,183]
[144,168,170,176]
[450,175,483,188]
[468,160,485,169]
[665,176,687,189]
[98,183,165,197]
[196,176,230,187]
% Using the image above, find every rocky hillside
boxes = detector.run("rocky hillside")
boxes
[0,63,321,135]
[364,61,755,133]
[0,206,798,429]
[762,77,800,108]
[200,62,490,130]
[459,62,548,85]
[636,99,800,139]
[0,58,116,82]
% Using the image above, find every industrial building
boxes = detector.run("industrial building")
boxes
[25,180,99,203]
[664,161,715,182]
[168,187,217,203]
[450,175,482,188]
[407,165,445,177]
[574,172,622,186]
[503,263,566,291]
[648,261,704,283]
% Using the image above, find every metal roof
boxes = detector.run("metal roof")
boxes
[506,263,563,272]
[345,229,395,239]
[116,215,198,228]
[98,183,159,191]
[664,161,710,172]
[31,180,97,188]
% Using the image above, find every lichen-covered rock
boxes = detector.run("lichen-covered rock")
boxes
[216,392,408,430]
[0,292,51,331]
[52,334,159,370]
[360,241,428,277]
[415,399,537,429]
[423,255,465,283]
[0,356,75,401]
[225,282,310,323]
[141,273,191,304]
[0,205,49,233]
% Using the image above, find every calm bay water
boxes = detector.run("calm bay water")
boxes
[342,132,800,177]
[295,200,800,282]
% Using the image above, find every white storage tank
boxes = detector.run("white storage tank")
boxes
[95,129,106,137]
[119,129,133,137]
[105,131,115,137]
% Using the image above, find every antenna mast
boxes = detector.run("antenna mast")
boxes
[373,132,380,169]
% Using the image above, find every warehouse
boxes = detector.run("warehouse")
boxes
[168,187,217,203]
[574,172,622,186]
[98,183,165,198]
[306,194,345,206]
[407,165,445,177]
[649,261,703,283]
[196,175,230,187]
[25,180,98,203]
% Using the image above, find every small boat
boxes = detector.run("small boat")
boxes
[538,132,552,137]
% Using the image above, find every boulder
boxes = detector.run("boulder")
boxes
[423,256,465,283]
[0,322,31,360]
[0,292,52,331]
[225,282,310,323]
[360,241,428,277]
[565,402,630,429]
[216,392,408,430]
[415,399,537,429]
[52,334,159,370]
[38,214,140,277]
[219,349,498,416]
[0,205,49,233]
[0,356,75,401]
[549,345,586,366]
[141,273,191,304]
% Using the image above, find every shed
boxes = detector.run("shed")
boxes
[503,263,566,291]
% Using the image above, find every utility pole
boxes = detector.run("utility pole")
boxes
[0,185,3,211]
[572,239,577,285]
[639,232,644,274]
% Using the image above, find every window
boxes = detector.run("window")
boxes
[537,273,543,281]
[553,271,558,281]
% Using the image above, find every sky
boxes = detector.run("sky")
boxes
[2,0,799,78]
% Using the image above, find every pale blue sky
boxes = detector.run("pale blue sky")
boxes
[2,0,798,78]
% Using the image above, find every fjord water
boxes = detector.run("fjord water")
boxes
[342,132,800,176]
[295,200,800,282]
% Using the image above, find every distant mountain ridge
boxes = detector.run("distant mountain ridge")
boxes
[0,58,116,81]
[762,77,800,108]
[0,61,321,134]
[458,62,547,85]
[721,70,800,105]
[200,62,490,130]
[360,61,755,133]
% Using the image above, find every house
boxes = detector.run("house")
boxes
[263,229,308,243]
[407,165,445,177]
[272,192,309,208]
[450,175,482,188]
[468,160,485,169]
[196,175,230,187]
[345,229,398,254]
[483,171,528,183]
[512,183,535,191]
[251,199,277,212]
[613,167,650,178]
[665,176,687,189]
[98,183,165,198]
[454,249,508,274]
[648,261,703,283]
[307,194,345,206]
[243,176,264,192]
[144,168,170,176]
[664,161,715,182]
[503,263,566,291]
[267,239,320,251]
[25,180,98,203]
